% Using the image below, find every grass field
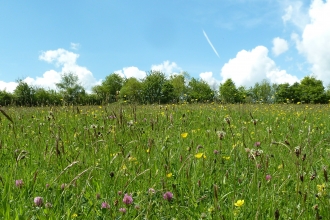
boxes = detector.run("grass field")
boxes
[0,103,329,219]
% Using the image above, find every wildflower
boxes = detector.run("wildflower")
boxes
[119,207,127,213]
[166,173,173,178]
[71,213,78,218]
[195,153,206,159]
[222,156,230,160]
[148,188,155,194]
[101,202,110,209]
[254,142,261,147]
[45,202,52,208]
[123,194,133,205]
[15,179,24,188]
[266,174,272,181]
[234,199,244,207]
[34,196,44,207]
[213,150,219,154]
[163,191,173,201]
[181,133,188,138]
[61,183,66,190]
[216,131,226,140]
[317,183,326,196]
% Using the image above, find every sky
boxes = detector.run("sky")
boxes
[1,0,330,93]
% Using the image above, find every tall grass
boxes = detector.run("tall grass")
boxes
[0,103,329,219]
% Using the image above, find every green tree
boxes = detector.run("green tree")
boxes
[120,77,143,103]
[250,80,272,103]
[219,78,238,103]
[299,76,326,103]
[187,78,214,102]
[13,80,35,106]
[92,73,124,103]
[0,90,14,106]
[142,71,167,104]
[56,72,85,104]
[274,83,292,103]
[168,74,187,102]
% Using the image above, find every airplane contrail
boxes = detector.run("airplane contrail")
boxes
[203,29,220,58]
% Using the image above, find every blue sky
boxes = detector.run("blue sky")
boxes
[1,0,330,93]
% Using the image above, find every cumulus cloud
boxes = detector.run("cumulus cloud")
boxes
[0,81,18,93]
[151,60,182,76]
[272,37,289,56]
[282,1,310,29]
[220,46,299,88]
[115,67,146,80]
[35,48,100,91]
[199,72,220,90]
[291,0,330,86]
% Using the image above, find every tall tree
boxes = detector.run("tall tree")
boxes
[219,78,238,103]
[14,80,35,106]
[142,71,167,103]
[56,72,85,104]
[168,74,187,102]
[120,77,143,103]
[92,73,124,103]
[188,78,214,102]
[299,76,326,103]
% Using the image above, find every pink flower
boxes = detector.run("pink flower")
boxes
[34,197,43,207]
[101,202,110,209]
[266,174,272,181]
[123,193,133,205]
[163,191,173,201]
[15,179,24,188]
[254,142,261,147]
[119,207,127,213]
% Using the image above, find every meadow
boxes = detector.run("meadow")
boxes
[0,103,329,219]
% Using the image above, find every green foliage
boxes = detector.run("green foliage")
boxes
[142,71,167,103]
[249,80,273,103]
[13,80,35,106]
[120,77,143,103]
[299,76,326,103]
[188,78,214,102]
[219,78,239,103]
[0,90,13,106]
[92,73,124,103]
[56,72,85,104]
[168,74,187,102]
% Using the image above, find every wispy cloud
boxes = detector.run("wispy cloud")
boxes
[202,30,219,58]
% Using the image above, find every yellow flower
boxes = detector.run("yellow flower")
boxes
[234,200,244,207]
[195,153,204,159]
[146,148,150,153]
[166,173,173,178]
[317,183,326,196]
[223,156,230,160]
[72,213,78,218]
[181,133,188,138]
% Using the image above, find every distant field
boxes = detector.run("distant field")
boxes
[0,104,329,219]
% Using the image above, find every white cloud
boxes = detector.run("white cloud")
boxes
[115,67,146,80]
[272,37,289,56]
[0,81,18,93]
[0,48,100,93]
[282,1,309,29]
[151,60,182,76]
[220,46,299,88]
[70,43,80,50]
[292,0,330,86]
[199,72,220,90]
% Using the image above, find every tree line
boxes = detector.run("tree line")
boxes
[1,71,330,106]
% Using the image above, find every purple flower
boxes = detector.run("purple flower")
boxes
[213,150,219,154]
[266,174,272,181]
[15,179,24,188]
[119,207,127,213]
[163,191,173,201]
[101,202,110,209]
[254,142,261,147]
[123,193,133,205]
[34,197,43,207]
[45,183,50,189]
